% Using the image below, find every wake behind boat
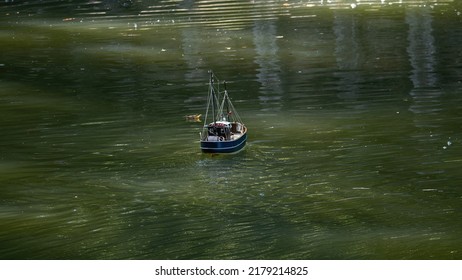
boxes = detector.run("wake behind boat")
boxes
[200,71,247,153]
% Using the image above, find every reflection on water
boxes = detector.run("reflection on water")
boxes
[1,0,462,259]
[406,6,440,126]
[405,6,448,188]
[253,18,283,112]
[407,7,437,90]
[333,10,362,109]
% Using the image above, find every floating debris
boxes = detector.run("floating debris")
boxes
[185,114,201,122]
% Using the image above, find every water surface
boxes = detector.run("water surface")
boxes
[1,0,462,259]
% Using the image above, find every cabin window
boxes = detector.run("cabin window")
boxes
[207,125,230,139]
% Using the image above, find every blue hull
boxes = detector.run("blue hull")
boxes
[201,132,247,153]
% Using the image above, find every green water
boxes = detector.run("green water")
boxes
[1,0,461,259]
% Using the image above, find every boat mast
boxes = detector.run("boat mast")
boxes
[210,71,216,125]
[224,81,230,122]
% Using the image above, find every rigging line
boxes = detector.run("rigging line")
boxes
[203,85,212,127]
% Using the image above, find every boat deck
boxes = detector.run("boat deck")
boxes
[203,125,247,142]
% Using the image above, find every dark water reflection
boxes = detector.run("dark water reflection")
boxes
[1,0,462,259]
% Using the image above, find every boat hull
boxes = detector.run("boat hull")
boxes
[200,132,247,154]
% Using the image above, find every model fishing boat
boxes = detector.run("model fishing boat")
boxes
[200,71,247,153]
